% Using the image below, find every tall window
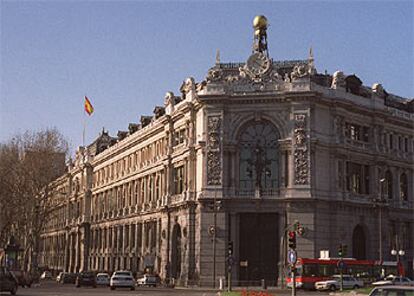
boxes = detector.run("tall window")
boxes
[155,176,160,201]
[400,173,408,201]
[149,176,154,201]
[384,170,393,199]
[345,123,369,142]
[174,166,185,194]
[346,162,370,194]
[238,121,279,191]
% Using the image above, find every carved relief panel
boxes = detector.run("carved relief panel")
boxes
[207,115,222,185]
[293,113,310,185]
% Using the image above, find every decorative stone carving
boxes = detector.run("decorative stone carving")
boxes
[181,77,197,101]
[181,77,196,94]
[164,92,176,115]
[140,116,152,128]
[206,68,223,83]
[164,92,175,106]
[117,130,128,140]
[153,106,165,119]
[284,73,290,82]
[128,123,139,134]
[290,64,308,81]
[293,113,309,185]
[207,116,222,185]
[372,83,385,98]
[331,71,346,89]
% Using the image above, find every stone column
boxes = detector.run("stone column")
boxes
[76,230,81,272]
[64,231,70,272]
[142,222,147,255]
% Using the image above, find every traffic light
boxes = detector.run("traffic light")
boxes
[343,244,348,257]
[228,241,233,256]
[288,231,296,249]
[338,244,343,257]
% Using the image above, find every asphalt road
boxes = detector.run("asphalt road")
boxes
[0,281,216,296]
[0,281,362,296]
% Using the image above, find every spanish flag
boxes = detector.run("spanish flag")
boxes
[84,96,94,115]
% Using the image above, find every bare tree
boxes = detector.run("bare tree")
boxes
[0,128,68,271]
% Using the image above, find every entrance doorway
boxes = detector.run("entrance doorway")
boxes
[239,213,279,285]
[170,224,182,279]
[352,224,366,260]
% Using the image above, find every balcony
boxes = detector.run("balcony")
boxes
[387,199,413,209]
[223,187,281,198]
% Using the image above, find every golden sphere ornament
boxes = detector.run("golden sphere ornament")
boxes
[253,15,268,30]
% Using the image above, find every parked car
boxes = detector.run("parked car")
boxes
[315,275,364,291]
[56,272,64,283]
[40,271,52,280]
[57,272,77,284]
[96,273,110,286]
[110,270,135,290]
[76,271,97,288]
[12,270,33,287]
[372,275,414,286]
[368,285,414,296]
[136,274,158,287]
[0,266,18,295]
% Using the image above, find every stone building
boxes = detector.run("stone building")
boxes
[39,16,414,285]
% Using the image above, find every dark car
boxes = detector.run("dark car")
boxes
[0,266,18,295]
[12,270,33,287]
[58,272,77,284]
[136,274,159,287]
[76,271,97,288]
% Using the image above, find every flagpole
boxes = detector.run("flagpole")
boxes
[83,95,86,147]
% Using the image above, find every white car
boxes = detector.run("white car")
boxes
[40,271,52,280]
[315,275,364,291]
[368,285,414,296]
[372,275,414,286]
[96,273,110,286]
[110,271,135,290]
[136,274,158,287]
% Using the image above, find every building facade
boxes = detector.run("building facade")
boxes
[39,16,414,285]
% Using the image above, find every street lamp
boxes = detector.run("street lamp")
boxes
[391,235,405,276]
[208,189,221,288]
[376,178,386,262]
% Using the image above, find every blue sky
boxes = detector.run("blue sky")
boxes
[1,1,413,154]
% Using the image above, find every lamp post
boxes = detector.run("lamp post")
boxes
[391,235,405,276]
[208,189,221,288]
[377,178,386,262]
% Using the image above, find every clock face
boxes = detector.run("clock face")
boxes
[246,52,271,76]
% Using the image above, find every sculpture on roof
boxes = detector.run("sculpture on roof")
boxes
[164,92,175,106]
[331,71,346,89]
[372,83,386,98]
[180,77,196,95]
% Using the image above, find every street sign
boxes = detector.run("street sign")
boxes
[240,260,248,267]
[287,249,297,265]
[337,260,347,269]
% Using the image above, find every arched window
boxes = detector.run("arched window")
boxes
[400,173,408,201]
[238,120,279,192]
[384,170,393,199]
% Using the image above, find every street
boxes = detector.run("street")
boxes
[0,281,366,296]
[0,281,217,296]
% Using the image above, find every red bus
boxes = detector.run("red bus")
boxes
[286,258,400,290]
